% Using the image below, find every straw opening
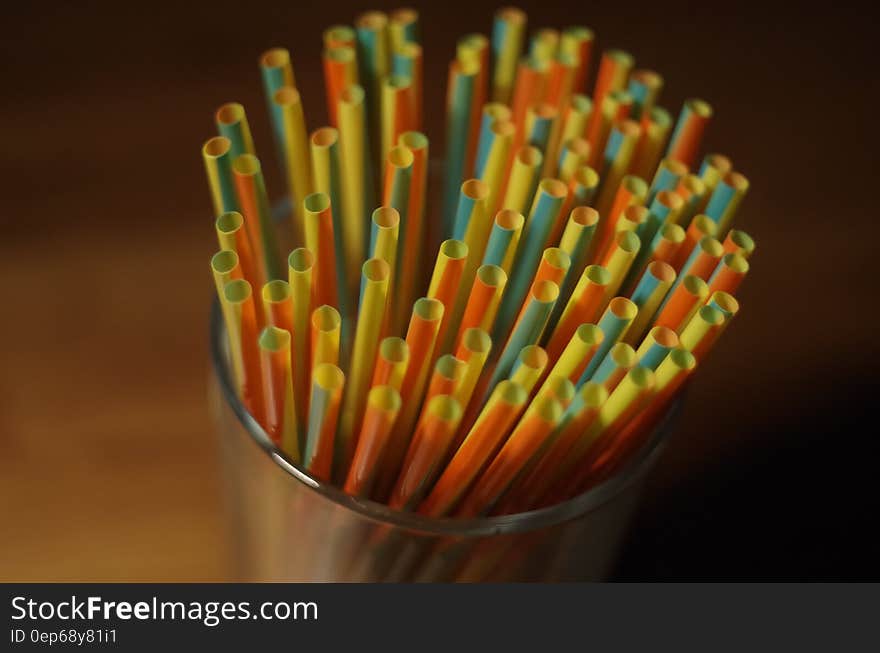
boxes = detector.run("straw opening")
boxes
[610,342,638,368]
[232,154,261,176]
[314,363,345,390]
[414,297,444,322]
[682,274,709,297]
[650,326,680,348]
[369,385,403,412]
[311,127,338,147]
[687,98,713,118]
[388,146,415,168]
[623,175,649,196]
[216,103,245,125]
[576,323,603,345]
[312,305,341,332]
[519,345,549,370]
[273,86,300,106]
[580,381,609,408]
[517,146,542,167]
[211,250,239,274]
[495,209,524,231]
[617,230,641,253]
[648,260,676,284]
[203,136,231,158]
[440,239,468,260]
[428,395,463,422]
[609,297,638,320]
[262,279,292,303]
[462,178,490,200]
[216,211,244,234]
[260,48,290,69]
[585,265,611,286]
[540,178,568,199]
[372,206,400,229]
[711,291,740,315]
[476,264,507,288]
[461,328,492,355]
[574,166,599,187]
[362,258,391,282]
[379,337,409,363]
[657,190,684,210]
[340,85,365,105]
[224,279,252,303]
[496,380,528,405]
[532,280,560,303]
[259,326,290,352]
[670,348,697,371]
[304,192,331,213]
[288,248,314,272]
[398,131,428,150]
[543,248,571,270]
[571,206,599,227]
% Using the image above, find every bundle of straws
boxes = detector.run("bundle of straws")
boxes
[204,7,754,518]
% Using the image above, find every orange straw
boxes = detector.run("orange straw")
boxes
[343,386,402,498]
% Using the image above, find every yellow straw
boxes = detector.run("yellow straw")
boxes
[311,305,341,367]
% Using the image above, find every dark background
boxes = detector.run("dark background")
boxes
[1,0,875,580]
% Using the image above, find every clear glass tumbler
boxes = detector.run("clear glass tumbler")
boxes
[209,301,678,581]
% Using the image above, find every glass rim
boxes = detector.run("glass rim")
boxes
[209,299,680,538]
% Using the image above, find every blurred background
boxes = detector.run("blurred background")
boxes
[1,0,875,580]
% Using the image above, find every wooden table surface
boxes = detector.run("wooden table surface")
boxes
[1,1,873,580]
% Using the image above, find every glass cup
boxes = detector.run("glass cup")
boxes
[209,301,678,581]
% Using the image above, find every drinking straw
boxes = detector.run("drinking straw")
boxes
[594,119,642,218]
[676,235,724,283]
[370,336,409,391]
[647,157,688,205]
[559,95,593,146]
[344,386,402,497]
[481,209,524,275]
[423,354,466,406]
[368,207,400,294]
[427,239,469,355]
[202,137,239,216]
[442,59,480,231]
[679,304,724,354]
[590,342,637,392]
[260,48,296,160]
[419,380,528,517]
[336,258,390,478]
[304,363,345,481]
[395,131,429,331]
[504,381,607,511]
[705,171,750,234]
[626,260,677,342]
[592,175,648,261]
[508,345,549,394]
[589,49,634,128]
[550,365,655,500]
[599,230,641,302]
[355,11,390,155]
[626,190,684,288]
[566,165,600,213]
[626,69,663,120]
[520,103,559,175]
[635,325,679,370]
[380,146,412,305]
[586,89,632,168]
[338,85,374,290]
[215,212,263,318]
[707,290,740,321]
[311,304,341,368]
[499,146,543,215]
[457,395,564,517]
[392,43,423,130]
[629,106,672,180]
[211,250,242,301]
[556,137,591,183]
[496,178,567,335]
[261,279,294,339]
[375,297,445,498]
[456,34,491,173]
[479,119,516,211]
[673,174,707,227]
[215,102,256,158]
[310,128,348,319]
[474,103,513,178]
[389,7,419,50]
[455,264,507,350]
[232,154,282,281]
[674,214,718,271]
[557,206,599,294]
[288,248,314,434]
[545,264,610,360]
[526,248,571,307]
[380,75,413,162]
[490,7,527,104]
[389,394,463,510]
[576,296,638,386]
[510,56,548,130]
[489,280,560,390]
[541,322,604,386]
[653,274,709,333]
[221,280,264,424]
[259,326,299,459]
[698,153,733,205]
[323,24,356,49]
[272,86,314,224]
[666,98,713,168]
[322,47,358,127]
[722,229,756,259]
[452,179,491,254]
[453,328,493,412]
[544,51,578,111]
[559,26,594,94]
[529,28,560,61]
[707,252,749,296]
[303,192,339,310]
[648,222,686,269]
